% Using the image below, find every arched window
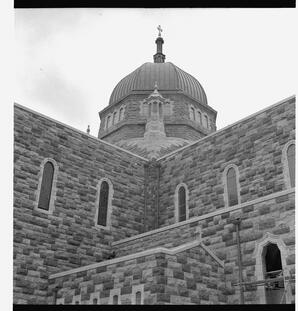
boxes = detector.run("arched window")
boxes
[119,107,124,121]
[112,111,118,125]
[90,292,100,304]
[132,284,144,304]
[223,165,240,207]
[287,144,295,187]
[282,141,295,189]
[113,295,118,305]
[198,111,202,124]
[95,178,114,229]
[38,161,54,210]
[107,115,111,128]
[178,186,186,221]
[109,289,121,304]
[226,167,238,206]
[97,181,109,226]
[263,243,285,304]
[36,158,58,213]
[190,107,196,121]
[135,291,142,304]
[174,183,189,222]
[203,115,208,128]
[254,233,292,304]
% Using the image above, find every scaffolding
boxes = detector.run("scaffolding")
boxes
[233,269,295,304]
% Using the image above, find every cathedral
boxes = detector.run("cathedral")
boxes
[13,29,295,305]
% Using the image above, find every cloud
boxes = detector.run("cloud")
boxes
[15,9,85,47]
[28,67,88,124]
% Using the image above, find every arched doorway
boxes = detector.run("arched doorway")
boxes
[262,243,285,304]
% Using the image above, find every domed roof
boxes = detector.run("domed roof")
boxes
[109,62,208,106]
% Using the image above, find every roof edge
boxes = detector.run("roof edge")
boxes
[14,103,149,162]
[156,95,296,162]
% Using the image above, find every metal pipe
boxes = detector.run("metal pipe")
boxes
[155,162,160,229]
[234,218,244,304]
[143,163,148,233]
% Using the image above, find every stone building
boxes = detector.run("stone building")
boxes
[13,31,295,305]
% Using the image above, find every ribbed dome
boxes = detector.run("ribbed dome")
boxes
[109,62,208,106]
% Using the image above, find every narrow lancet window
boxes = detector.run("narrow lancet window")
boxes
[136,291,142,304]
[204,115,208,128]
[113,295,118,305]
[119,107,124,121]
[190,107,195,121]
[38,161,54,211]
[226,167,238,206]
[287,144,295,187]
[198,111,202,124]
[107,115,111,128]
[97,181,109,226]
[113,111,117,125]
[178,186,186,221]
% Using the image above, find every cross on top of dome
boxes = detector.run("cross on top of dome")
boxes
[157,25,163,37]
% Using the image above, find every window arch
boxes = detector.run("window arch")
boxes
[35,158,58,214]
[174,183,189,222]
[223,164,240,207]
[95,178,114,229]
[283,141,295,189]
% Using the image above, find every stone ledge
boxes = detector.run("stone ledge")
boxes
[49,239,202,279]
[112,188,295,246]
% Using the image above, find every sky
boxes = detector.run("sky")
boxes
[15,8,296,136]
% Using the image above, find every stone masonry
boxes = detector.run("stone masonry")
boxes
[13,95,295,304]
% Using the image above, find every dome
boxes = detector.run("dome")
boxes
[109,62,208,107]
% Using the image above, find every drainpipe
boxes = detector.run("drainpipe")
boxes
[155,162,161,229]
[233,217,244,304]
[143,163,148,233]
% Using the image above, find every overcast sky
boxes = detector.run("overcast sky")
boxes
[15,8,296,136]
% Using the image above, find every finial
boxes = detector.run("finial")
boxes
[154,81,158,90]
[154,26,165,63]
[87,125,90,134]
[157,25,163,37]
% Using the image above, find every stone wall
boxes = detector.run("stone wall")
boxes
[13,104,147,303]
[48,244,224,305]
[99,123,146,143]
[112,189,295,304]
[157,97,295,227]
[165,124,205,141]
